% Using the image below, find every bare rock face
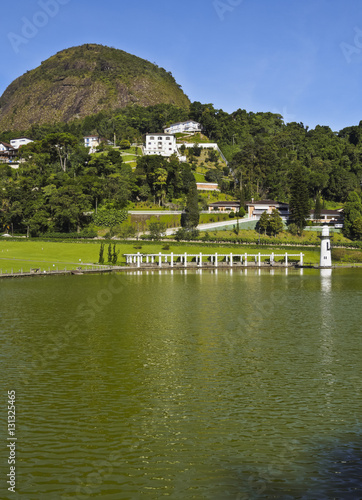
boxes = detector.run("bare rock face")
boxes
[0,44,190,131]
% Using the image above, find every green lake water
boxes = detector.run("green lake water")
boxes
[1,268,362,499]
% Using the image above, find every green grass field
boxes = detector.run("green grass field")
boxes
[0,238,326,273]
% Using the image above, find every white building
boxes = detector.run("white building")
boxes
[10,138,33,149]
[84,136,102,153]
[164,120,202,135]
[245,200,289,220]
[0,141,13,152]
[143,134,178,157]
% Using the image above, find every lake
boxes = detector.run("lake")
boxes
[1,268,362,499]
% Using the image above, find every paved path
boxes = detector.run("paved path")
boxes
[165,217,255,235]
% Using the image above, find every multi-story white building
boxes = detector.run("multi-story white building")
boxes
[164,120,202,135]
[10,138,33,149]
[143,133,178,157]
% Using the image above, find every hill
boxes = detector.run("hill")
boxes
[0,44,190,131]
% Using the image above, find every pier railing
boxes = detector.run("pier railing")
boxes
[124,252,304,268]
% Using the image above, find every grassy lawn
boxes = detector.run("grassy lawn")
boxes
[194,172,206,182]
[0,240,103,273]
[0,238,323,272]
[121,155,137,162]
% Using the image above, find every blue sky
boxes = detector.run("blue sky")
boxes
[1,0,362,131]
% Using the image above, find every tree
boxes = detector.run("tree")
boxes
[289,165,310,235]
[148,219,166,240]
[191,144,202,157]
[343,191,362,239]
[181,181,199,229]
[352,217,362,240]
[119,139,131,149]
[153,167,168,206]
[98,243,105,264]
[313,193,322,221]
[112,244,120,264]
[257,211,270,235]
[107,243,112,263]
[42,133,78,172]
[268,209,284,236]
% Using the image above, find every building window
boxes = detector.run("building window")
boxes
[150,136,154,140]
[158,137,163,140]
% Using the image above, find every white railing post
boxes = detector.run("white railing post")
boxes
[171,252,174,267]
[159,252,162,267]
[285,253,288,267]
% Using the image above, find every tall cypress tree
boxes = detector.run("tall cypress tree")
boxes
[181,181,200,229]
[314,193,322,221]
[289,165,310,235]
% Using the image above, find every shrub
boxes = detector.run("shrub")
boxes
[93,209,128,227]
[288,223,299,236]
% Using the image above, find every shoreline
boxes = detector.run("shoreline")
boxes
[0,263,360,279]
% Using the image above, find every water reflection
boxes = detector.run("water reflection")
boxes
[321,268,333,293]
[1,269,362,499]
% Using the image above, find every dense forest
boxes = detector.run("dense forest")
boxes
[1,101,362,238]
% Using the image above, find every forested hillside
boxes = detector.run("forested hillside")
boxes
[1,101,362,238]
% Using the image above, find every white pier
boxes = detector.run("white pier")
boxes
[124,252,304,268]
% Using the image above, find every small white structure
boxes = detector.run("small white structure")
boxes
[10,138,33,149]
[320,225,332,267]
[83,136,106,153]
[143,134,178,157]
[196,182,219,192]
[164,120,202,134]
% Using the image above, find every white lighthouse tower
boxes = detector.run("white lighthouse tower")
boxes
[320,225,332,267]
